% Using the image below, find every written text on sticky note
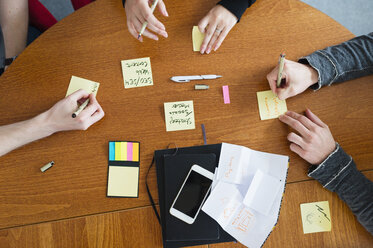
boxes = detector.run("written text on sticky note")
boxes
[300,201,331,234]
[257,90,287,120]
[192,26,205,52]
[121,57,153,88]
[66,76,99,97]
[164,100,195,132]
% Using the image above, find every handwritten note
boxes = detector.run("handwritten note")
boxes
[192,26,205,52]
[66,76,99,97]
[257,90,287,120]
[300,201,331,234]
[164,100,195,132]
[121,57,153,88]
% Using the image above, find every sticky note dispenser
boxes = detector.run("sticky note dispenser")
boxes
[107,141,140,198]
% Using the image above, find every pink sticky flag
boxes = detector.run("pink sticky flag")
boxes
[222,85,230,104]
[127,142,133,161]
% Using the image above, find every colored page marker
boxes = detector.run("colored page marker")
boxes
[109,142,115,161]
[222,85,230,104]
[127,142,133,161]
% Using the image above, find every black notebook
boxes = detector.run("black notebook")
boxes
[163,153,219,241]
[154,143,235,248]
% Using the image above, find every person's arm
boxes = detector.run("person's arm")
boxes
[217,0,256,22]
[0,90,105,157]
[198,0,257,54]
[308,144,373,235]
[0,0,29,58]
[279,109,373,234]
[267,32,373,100]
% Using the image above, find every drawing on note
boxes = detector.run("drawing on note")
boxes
[231,208,255,233]
[257,90,287,120]
[300,201,331,234]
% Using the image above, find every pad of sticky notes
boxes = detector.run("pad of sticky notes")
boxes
[192,26,205,52]
[257,90,287,120]
[300,201,331,234]
[121,57,153,88]
[107,141,140,198]
[66,76,99,97]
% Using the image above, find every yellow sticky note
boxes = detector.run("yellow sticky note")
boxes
[121,57,153,88]
[164,100,195,132]
[257,90,287,120]
[107,166,139,197]
[300,201,331,234]
[192,26,205,52]
[66,76,99,97]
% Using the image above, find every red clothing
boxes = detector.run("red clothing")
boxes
[28,0,93,32]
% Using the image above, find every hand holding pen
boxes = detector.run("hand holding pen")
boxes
[125,0,169,42]
[266,58,319,100]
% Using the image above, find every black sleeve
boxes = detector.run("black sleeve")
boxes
[218,0,256,22]
[0,28,5,74]
[122,0,257,22]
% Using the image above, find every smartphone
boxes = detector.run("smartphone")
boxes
[169,164,214,224]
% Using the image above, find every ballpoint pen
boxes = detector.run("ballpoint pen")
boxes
[277,53,286,87]
[171,75,222,83]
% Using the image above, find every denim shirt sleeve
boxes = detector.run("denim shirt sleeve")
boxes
[299,32,373,90]
[308,143,373,235]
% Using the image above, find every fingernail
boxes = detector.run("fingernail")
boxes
[165,10,169,17]
[163,32,168,38]
[200,47,205,54]
[213,46,218,51]
[206,47,211,54]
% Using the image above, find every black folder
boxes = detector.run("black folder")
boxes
[154,143,235,248]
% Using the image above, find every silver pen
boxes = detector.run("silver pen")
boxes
[171,75,222,83]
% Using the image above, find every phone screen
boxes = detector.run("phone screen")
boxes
[173,170,213,218]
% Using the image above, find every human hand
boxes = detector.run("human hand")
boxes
[44,89,105,133]
[266,59,319,100]
[125,0,168,42]
[198,5,237,54]
[279,109,336,164]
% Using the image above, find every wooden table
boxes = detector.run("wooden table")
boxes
[0,0,372,247]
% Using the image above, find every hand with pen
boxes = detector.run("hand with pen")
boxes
[266,59,335,165]
[45,89,105,132]
[124,0,169,42]
[0,89,104,157]
[266,59,319,101]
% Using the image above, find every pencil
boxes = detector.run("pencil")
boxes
[138,0,160,39]
[72,98,89,118]
[276,53,286,87]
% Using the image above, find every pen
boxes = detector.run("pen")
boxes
[72,98,89,118]
[276,53,286,87]
[138,0,159,39]
[171,75,222,83]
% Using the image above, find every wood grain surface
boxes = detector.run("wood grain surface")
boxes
[0,0,372,246]
[1,172,372,247]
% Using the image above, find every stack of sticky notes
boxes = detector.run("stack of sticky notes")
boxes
[107,141,140,198]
